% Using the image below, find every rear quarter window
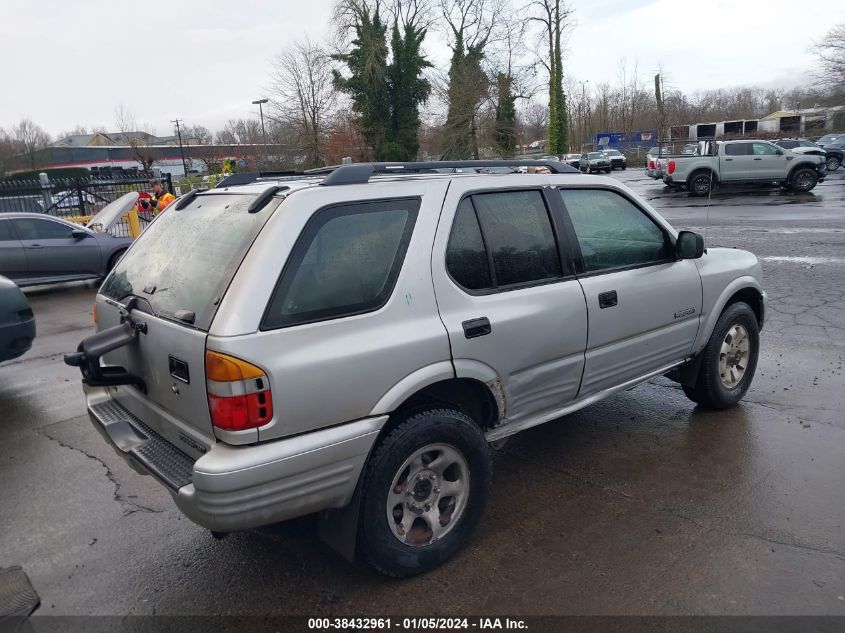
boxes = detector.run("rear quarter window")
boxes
[262,198,419,329]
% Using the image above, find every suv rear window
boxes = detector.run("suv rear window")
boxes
[262,198,419,329]
[101,193,277,330]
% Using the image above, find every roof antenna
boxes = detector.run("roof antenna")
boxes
[704,139,713,253]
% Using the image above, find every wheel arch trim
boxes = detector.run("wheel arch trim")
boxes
[693,277,764,354]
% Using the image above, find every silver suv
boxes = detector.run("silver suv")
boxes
[67,161,766,577]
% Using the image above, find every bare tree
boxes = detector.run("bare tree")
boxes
[269,39,338,168]
[193,145,227,174]
[520,102,548,144]
[13,119,52,171]
[813,23,845,91]
[214,119,263,145]
[56,125,89,141]
[183,124,213,145]
[438,0,505,159]
[114,105,157,170]
[0,127,19,176]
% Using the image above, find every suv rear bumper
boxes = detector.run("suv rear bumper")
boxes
[86,387,385,532]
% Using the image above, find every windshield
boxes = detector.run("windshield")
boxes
[588,152,603,159]
[101,192,277,330]
[604,150,621,156]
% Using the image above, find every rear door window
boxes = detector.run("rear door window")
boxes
[471,190,562,287]
[101,192,277,330]
[725,143,750,156]
[262,198,419,329]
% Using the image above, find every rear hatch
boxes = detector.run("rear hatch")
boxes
[94,190,278,454]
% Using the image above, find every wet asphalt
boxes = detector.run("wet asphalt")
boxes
[0,169,843,617]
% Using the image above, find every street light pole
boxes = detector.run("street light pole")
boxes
[252,98,269,166]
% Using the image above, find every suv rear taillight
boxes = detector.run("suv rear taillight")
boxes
[649,160,655,169]
[205,350,273,432]
[668,160,676,175]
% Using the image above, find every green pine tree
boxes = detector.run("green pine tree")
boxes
[384,21,432,161]
[442,33,488,160]
[333,8,431,161]
[332,8,390,159]
[493,72,517,158]
[553,0,568,152]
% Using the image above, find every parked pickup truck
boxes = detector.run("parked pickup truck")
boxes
[663,139,827,196]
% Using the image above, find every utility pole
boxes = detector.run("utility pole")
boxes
[579,80,589,150]
[171,118,188,178]
[252,98,269,166]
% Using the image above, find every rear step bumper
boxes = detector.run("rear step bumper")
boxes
[86,387,386,532]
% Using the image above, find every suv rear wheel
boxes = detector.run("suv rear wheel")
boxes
[826,155,841,171]
[359,408,491,577]
[683,302,759,409]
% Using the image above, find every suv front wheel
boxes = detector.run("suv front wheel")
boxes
[359,408,492,577]
[790,167,818,192]
[683,302,759,409]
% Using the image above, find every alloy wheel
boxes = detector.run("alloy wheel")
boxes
[386,443,470,547]
[719,324,750,388]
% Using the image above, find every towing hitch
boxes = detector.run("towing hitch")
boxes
[64,303,147,392]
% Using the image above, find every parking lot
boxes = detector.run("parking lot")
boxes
[1,168,843,617]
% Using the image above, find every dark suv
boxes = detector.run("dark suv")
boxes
[773,139,841,172]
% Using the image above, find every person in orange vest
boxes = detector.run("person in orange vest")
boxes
[139,179,175,215]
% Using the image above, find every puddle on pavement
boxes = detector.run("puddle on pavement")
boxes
[762,256,845,265]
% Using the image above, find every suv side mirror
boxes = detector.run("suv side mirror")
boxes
[677,231,704,259]
[71,229,89,239]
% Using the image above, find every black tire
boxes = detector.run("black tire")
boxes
[688,171,713,197]
[683,302,759,410]
[790,167,818,192]
[826,155,841,172]
[622,165,626,170]
[107,250,126,273]
[359,408,491,578]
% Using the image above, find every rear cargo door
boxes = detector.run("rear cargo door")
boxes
[95,190,279,451]
[96,302,214,451]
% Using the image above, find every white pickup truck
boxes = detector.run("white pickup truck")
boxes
[663,139,827,196]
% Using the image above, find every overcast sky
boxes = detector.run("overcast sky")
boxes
[2,0,842,137]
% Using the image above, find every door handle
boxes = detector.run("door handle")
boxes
[462,317,491,339]
[753,157,762,160]
[27,244,42,249]
[598,290,618,309]
[724,158,733,161]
